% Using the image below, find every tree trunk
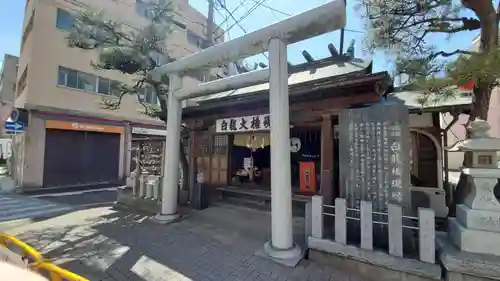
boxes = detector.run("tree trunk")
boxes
[469,1,498,121]
[450,1,498,216]
[471,83,492,121]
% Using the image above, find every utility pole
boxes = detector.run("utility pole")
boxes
[339,0,346,55]
[206,0,215,47]
[190,0,216,209]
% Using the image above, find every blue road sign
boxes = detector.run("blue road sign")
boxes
[4,121,24,132]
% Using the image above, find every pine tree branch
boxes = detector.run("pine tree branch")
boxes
[102,78,145,110]
[428,49,475,60]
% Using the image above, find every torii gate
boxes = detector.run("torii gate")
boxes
[148,0,346,265]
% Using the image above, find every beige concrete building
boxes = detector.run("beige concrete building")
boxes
[0,54,19,105]
[14,0,224,189]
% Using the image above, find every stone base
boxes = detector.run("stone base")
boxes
[449,218,500,256]
[179,189,189,206]
[437,233,500,281]
[114,187,160,214]
[255,241,302,267]
[0,176,16,194]
[152,213,180,224]
[456,204,500,233]
[308,237,441,281]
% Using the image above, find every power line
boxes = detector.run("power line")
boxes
[215,0,268,40]
[214,0,269,62]
[212,5,255,66]
[250,0,289,16]
[214,0,247,31]
[249,0,365,34]
[216,0,249,34]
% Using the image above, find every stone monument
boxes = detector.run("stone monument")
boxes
[445,119,500,256]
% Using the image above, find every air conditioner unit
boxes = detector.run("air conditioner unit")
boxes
[410,186,448,218]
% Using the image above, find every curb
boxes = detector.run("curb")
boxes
[76,202,115,209]
[0,218,33,231]
[0,208,73,231]
[20,184,125,196]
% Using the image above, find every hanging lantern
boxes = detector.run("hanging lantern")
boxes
[246,136,252,149]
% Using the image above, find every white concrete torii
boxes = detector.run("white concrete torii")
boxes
[149,0,346,264]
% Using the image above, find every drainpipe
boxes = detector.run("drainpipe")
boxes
[441,113,459,208]
[124,121,132,179]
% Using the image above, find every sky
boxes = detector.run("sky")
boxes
[0,0,487,76]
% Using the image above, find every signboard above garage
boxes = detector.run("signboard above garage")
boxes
[45,120,124,134]
[132,126,167,136]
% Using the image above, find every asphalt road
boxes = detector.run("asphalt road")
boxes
[0,187,120,230]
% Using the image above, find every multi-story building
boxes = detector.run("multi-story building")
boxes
[14,0,224,190]
[0,54,19,105]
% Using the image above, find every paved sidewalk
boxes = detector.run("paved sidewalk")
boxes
[5,204,368,281]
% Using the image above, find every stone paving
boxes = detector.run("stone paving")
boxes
[5,204,368,281]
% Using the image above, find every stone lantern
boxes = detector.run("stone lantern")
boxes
[445,119,500,256]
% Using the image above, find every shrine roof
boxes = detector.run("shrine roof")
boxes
[186,56,373,106]
[386,88,473,112]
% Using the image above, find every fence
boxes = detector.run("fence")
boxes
[310,195,435,264]
[1,233,89,281]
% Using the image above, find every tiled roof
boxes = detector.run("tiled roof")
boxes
[188,57,372,105]
[386,87,473,111]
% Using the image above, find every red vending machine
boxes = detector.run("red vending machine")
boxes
[299,161,316,194]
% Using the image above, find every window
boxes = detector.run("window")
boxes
[185,69,206,82]
[110,80,121,97]
[173,20,186,30]
[57,66,123,97]
[58,66,78,88]
[77,72,96,92]
[56,8,74,31]
[21,11,35,52]
[17,67,28,96]
[98,77,110,95]
[222,65,229,76]
[139,87,158,104]
[187,29,208,49]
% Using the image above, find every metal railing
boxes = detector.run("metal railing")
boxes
[310,196,435,264]
[1,233,89,281]
[0,232,42,264]
[35,262,89,281]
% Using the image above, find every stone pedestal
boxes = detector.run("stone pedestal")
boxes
[437,233,500,281]
[445,120,500,257]
[0,176,15,193]
[447,169,500,256]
